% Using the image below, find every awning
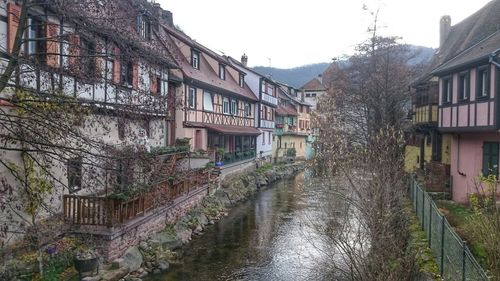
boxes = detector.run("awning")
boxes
[184,122,261,136]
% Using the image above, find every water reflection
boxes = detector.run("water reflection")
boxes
[148,171,344,281]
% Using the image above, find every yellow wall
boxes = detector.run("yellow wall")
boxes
[272,135,306,160]
[405,145,420,172]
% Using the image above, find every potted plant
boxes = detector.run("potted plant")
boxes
[74,248,99,278]
[215,148,225,166]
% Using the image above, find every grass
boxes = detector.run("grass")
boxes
[256,163,273,173]
[435,200,488,267]
[405,201,442,280]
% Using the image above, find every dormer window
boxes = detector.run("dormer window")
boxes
[191,49,199,69]
[239,73,244,87]
[137,14,151,40]
[219,64,226,80]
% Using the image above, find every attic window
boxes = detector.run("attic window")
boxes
[137,14,151,40]
[239,73,244,87]
[219,64,225,80]
[191,49,199,69]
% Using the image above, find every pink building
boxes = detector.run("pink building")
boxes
[433,0,500,202]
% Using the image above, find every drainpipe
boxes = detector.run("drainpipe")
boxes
[489,48,500,68]
[457,134,466,176]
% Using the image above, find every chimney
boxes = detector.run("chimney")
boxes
[152,3,174,28]
[241,53,248,66]
[163,10,174,27]
[317,74,323,85]
[440,15,451,47]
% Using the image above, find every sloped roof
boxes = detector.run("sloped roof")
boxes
[433,30,500,74]
[423,0,500,77]
[300,77,326,91]
[161,25,258,102]
[276,104,298,116]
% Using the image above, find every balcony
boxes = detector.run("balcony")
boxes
[222,149,256,165]
[63,169,212,227]
[412,105,438,124]
[260,119,275,129]
[261,93,278,106]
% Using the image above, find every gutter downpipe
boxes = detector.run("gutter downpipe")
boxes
[490,48,500,68]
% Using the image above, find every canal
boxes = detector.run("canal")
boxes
[148,171,343,281]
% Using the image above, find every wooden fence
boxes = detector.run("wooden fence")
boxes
[63,169,212,227]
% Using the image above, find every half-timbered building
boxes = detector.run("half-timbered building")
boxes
[160,25,260,168]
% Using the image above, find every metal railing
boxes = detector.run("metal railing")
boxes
[223,149,256,165]
[409,177,489,281]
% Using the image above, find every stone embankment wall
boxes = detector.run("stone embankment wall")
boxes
[93,162,305,281]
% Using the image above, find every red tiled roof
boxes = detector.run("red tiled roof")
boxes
[184,122,261,135]
[276,104,298,116]
[301,78,326,91]
[161,26,258,102]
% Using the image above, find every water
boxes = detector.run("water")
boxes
[148,171,342,281]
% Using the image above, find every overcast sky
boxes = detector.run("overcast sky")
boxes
[157,0,492,69]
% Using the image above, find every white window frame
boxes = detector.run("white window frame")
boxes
[192,50,199,69]
[223,97,230,114]
[230,99,238,115]
[203,91,214,111]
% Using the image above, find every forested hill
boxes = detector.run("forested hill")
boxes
[252,46,434,88]
[253,63,330,88]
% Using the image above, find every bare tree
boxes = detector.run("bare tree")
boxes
[310,12,419,280]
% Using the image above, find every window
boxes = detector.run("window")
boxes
[188,87,196,109]
[203,91,214,111]
[223,97,230,114]
[483,142,499,177]
[137,14,151,40]
[152,70,169,96]
[458,72,469,101]
[262,133,265,145]
[268,132,271,145]
[67,157,82,193]
[442,76,452,103]
[305,93,311,97]
[244,103,251,117]
[80,38,96,75]
[121,59,134,85]
[118,119,125,140]
[230,99,238,115]
[191,49,200,69]
[26,16,46,64]
[477,67,489,98]
[311,93,316,97]
[239,73,245,87]
[219,64,226,80]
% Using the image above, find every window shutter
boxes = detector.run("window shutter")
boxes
[112,47,121,84]
[68,34,81,73]
[7,3,21,54]
[132,61,139,89]
[46,22,59,67]
[150,73,158,94]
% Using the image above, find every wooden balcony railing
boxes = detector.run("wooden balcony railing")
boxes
[63,169,213,227]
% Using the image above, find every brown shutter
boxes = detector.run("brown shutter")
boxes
[68,34,81,74]
[46,23,59,67]
[132,61,139,90]
[112,47,121,84]
[150,73,158,94]
[7,3,21,54]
